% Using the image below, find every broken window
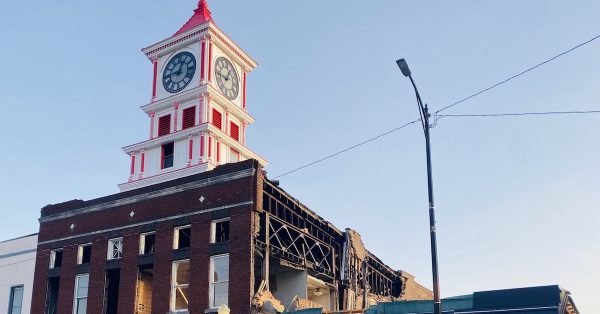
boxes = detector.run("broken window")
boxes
[49,249,63,269]
[103,269,120,314]
[107,238,123,260]
[73,274,89,314]
[210,254,229,308]
[136,266,153,314]
[77,244,92,265]
[139,232,156,255]
[46,277,60,314]
[170,260,190,312]
[211,218,230,243]
[8,285,24,314]
[173,225,191,250]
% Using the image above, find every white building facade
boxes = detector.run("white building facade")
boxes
[0,234,37,314]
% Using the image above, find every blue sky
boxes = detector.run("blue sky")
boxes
[1,0,599,312]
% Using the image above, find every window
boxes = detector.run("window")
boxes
[230,122,239,141]
[158,114,171,137]
[182,106,196,130]
[161,142,174,169]
[211,218,230,243]
[8,285,24,314]
[173,226,191,250]
[209,254,229,308]
[50,249,63,269]
[229,148,239,163]
[73,274,89,314]
[107,238,123,260]
[77,244,92,265]
[170,260,190,312]
[139,232,156,255]
[212,109,222,130]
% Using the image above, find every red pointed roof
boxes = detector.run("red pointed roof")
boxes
[174,0,212,36]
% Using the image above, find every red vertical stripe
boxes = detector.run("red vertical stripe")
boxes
[141,152,145,172]
[152,59,158,99]
[149,111,155,139]
[130,155,136,175]
[243,71,247,109]
[200,41,206,81]
[188,138,193,160]
[200,134,205,158]
[216,141,220,163]
[208,137,212,158]
[208,42,213,81]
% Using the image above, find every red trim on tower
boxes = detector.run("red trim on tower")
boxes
[243,71,247,109]
[208,136,212,158]
[200,41,206,82]
[130,155,136,176]
[152,59,158,100]
[216,141,221,163]
[200,134,205,159]
[208,42,213,81]
[173,103,180,131]
[188,137,193,166]
[149,111,156,139]
[141,152,145,173]
[174,0,212,36]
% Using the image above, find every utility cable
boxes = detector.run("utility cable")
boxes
[272,119,421,179]
[437,110,600,118]
[433,34,600,114]
[272,34,600,179]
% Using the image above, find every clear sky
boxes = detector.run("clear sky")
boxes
[1,0,599,312]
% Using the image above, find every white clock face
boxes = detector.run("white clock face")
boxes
[163,52,196,93]
[214,57,239,100]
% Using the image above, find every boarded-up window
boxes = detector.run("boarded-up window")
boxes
[230,122,239,141]
[212,109,222,130]
[182,107,196,130]
[158,115,171,137]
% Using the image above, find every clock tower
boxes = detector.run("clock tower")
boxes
[119,0,267,192]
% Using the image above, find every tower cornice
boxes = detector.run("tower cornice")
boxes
[141,22,257,70]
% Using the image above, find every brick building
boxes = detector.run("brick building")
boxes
[31,2,431,313]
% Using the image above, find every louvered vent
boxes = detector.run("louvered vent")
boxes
[230,122,239,141]
[212,109,222,130]
[158,115,171,137]
[182,107,196,130]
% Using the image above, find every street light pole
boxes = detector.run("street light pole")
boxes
[396,58,442,314]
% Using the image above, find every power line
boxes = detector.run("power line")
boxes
[437,110,600,119]
[434,33,600,114]
[272,119,421,179]
[272,34,600,179]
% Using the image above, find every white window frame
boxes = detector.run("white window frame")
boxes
[139,232,156,255]
[229,148,239,163]
[173,225,192,250]
[210,218,231,244]
[209,254,229,309]
[73,274,89,314]
[8,285,24,314]
[170,260,190,312]
[107,238,123,260]
[77,243,92,265]
[49,248,63,269]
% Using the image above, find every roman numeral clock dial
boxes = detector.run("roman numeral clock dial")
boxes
[214,57,239,100]
[163,51,196,93]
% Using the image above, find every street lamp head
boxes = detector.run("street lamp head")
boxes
[396,58,411,77]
